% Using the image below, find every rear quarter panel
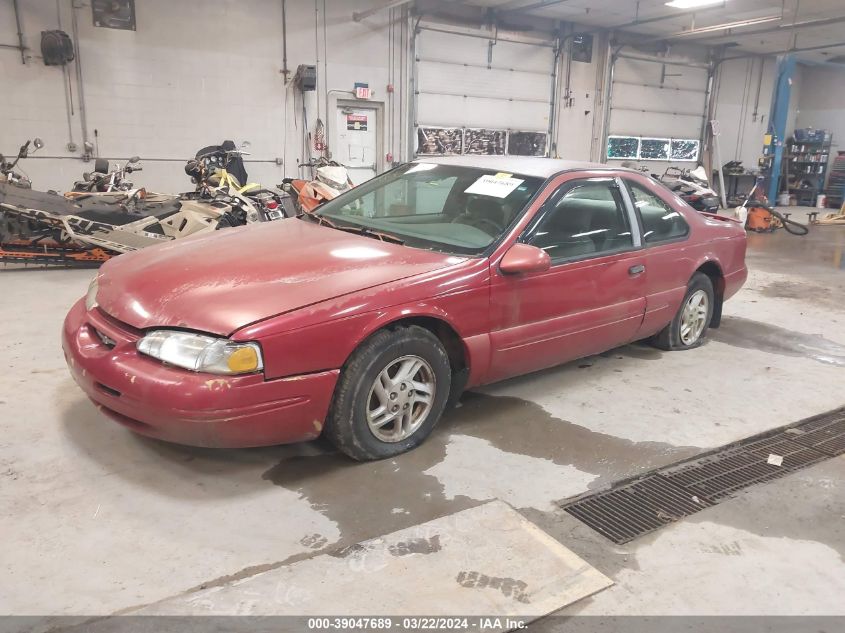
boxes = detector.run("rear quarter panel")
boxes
[622,172,748,337]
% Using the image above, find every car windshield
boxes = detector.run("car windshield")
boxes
[308,163,544,255]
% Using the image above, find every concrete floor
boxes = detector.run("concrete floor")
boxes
[1,218,844,617]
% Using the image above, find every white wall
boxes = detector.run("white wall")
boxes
[796,64,845,154]
[0,0,408,192]
[712,56,774,168]
[3,1,820,194]
[711,55,807,171]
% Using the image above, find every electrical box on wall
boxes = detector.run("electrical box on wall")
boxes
[294,65,317,91]
[92,0,136,30]
[40,30,74,66]
[571,34,593,63]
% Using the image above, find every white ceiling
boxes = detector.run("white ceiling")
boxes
[457,0,845,64]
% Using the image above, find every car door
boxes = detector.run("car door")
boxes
[487,176,647,383]
[621,175,695,340]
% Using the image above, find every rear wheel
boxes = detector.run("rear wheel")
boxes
[652,273,714,350]
[324,326,451,461]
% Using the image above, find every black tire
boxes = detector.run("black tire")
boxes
[652,272,714,351]
[324,325,451,461]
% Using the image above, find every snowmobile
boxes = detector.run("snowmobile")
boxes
[0,141,294,266]
[659,165,721,214]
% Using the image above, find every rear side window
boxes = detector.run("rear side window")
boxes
[526,180,634,261]
[627,182,689,243]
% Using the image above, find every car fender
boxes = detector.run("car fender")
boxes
[348,301,493,388]
[243,299,491,383]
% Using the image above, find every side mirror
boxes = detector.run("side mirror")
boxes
[33,138,44,150]
[129,156,140,163]
[499,243,551,275]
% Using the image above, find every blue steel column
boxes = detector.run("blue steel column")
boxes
[766,53,797,203]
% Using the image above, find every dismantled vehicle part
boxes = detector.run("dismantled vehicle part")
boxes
[0,138,45,189]
[71,156,143,193]
[280,158,354,214]
[0,141,294,266]
[659,166,721,214]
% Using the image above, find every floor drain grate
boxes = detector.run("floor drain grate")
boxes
[561,407,843,544]
[564,476,709,544]
[787,417,845,456]
[660,433,827,502]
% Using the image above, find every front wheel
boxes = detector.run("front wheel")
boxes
[324,326,451,461]
[652,273,714,350]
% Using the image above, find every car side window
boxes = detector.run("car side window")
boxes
[526,180,634,262]
[627,181,689,243]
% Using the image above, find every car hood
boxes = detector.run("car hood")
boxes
[96,219,465,335]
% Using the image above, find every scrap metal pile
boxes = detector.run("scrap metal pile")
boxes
[0,140,296,267]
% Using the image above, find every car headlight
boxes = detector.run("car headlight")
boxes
[136,330,263,375]
[85,277,99,311]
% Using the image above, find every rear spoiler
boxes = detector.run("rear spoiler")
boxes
[700,211,742,224]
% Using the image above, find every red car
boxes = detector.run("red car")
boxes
[63,157,747,460]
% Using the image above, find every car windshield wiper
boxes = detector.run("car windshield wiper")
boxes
[301,210,340,229]
[303,212,405,245]
[353,226,405,245]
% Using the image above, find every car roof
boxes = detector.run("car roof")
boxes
[413,155,609,179]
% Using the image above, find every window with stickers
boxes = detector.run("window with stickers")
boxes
[311,163,543,256]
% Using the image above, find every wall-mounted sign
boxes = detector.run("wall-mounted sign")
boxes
[346,114,368,131]
[92,0,136,30]
[354,82,371,99]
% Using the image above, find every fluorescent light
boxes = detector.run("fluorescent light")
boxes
[666,0,724,8]
[670,14,781,37]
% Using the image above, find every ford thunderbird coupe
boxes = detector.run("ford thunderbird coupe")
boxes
[63,156,747,460]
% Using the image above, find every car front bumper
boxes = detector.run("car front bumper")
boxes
[62,298,339,448]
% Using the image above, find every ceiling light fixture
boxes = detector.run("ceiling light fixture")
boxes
[665,0,724,8]
[670,14,782,37]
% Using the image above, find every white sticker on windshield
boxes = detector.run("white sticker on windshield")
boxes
[464,174,524,198]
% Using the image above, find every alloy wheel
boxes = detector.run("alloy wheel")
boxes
[366,355,436,443]
[679,289,709,345]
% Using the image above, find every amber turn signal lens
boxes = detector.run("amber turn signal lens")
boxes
[226,346,260,373]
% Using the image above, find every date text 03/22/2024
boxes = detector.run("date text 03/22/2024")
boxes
[306,617,528,630]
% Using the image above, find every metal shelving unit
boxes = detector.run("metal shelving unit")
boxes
[786,132,832,206]
[825,151,845,210]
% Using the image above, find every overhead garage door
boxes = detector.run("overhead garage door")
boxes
[414,26,556,157]
[607,55,711,162]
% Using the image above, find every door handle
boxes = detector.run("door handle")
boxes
[629,264,645,276]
